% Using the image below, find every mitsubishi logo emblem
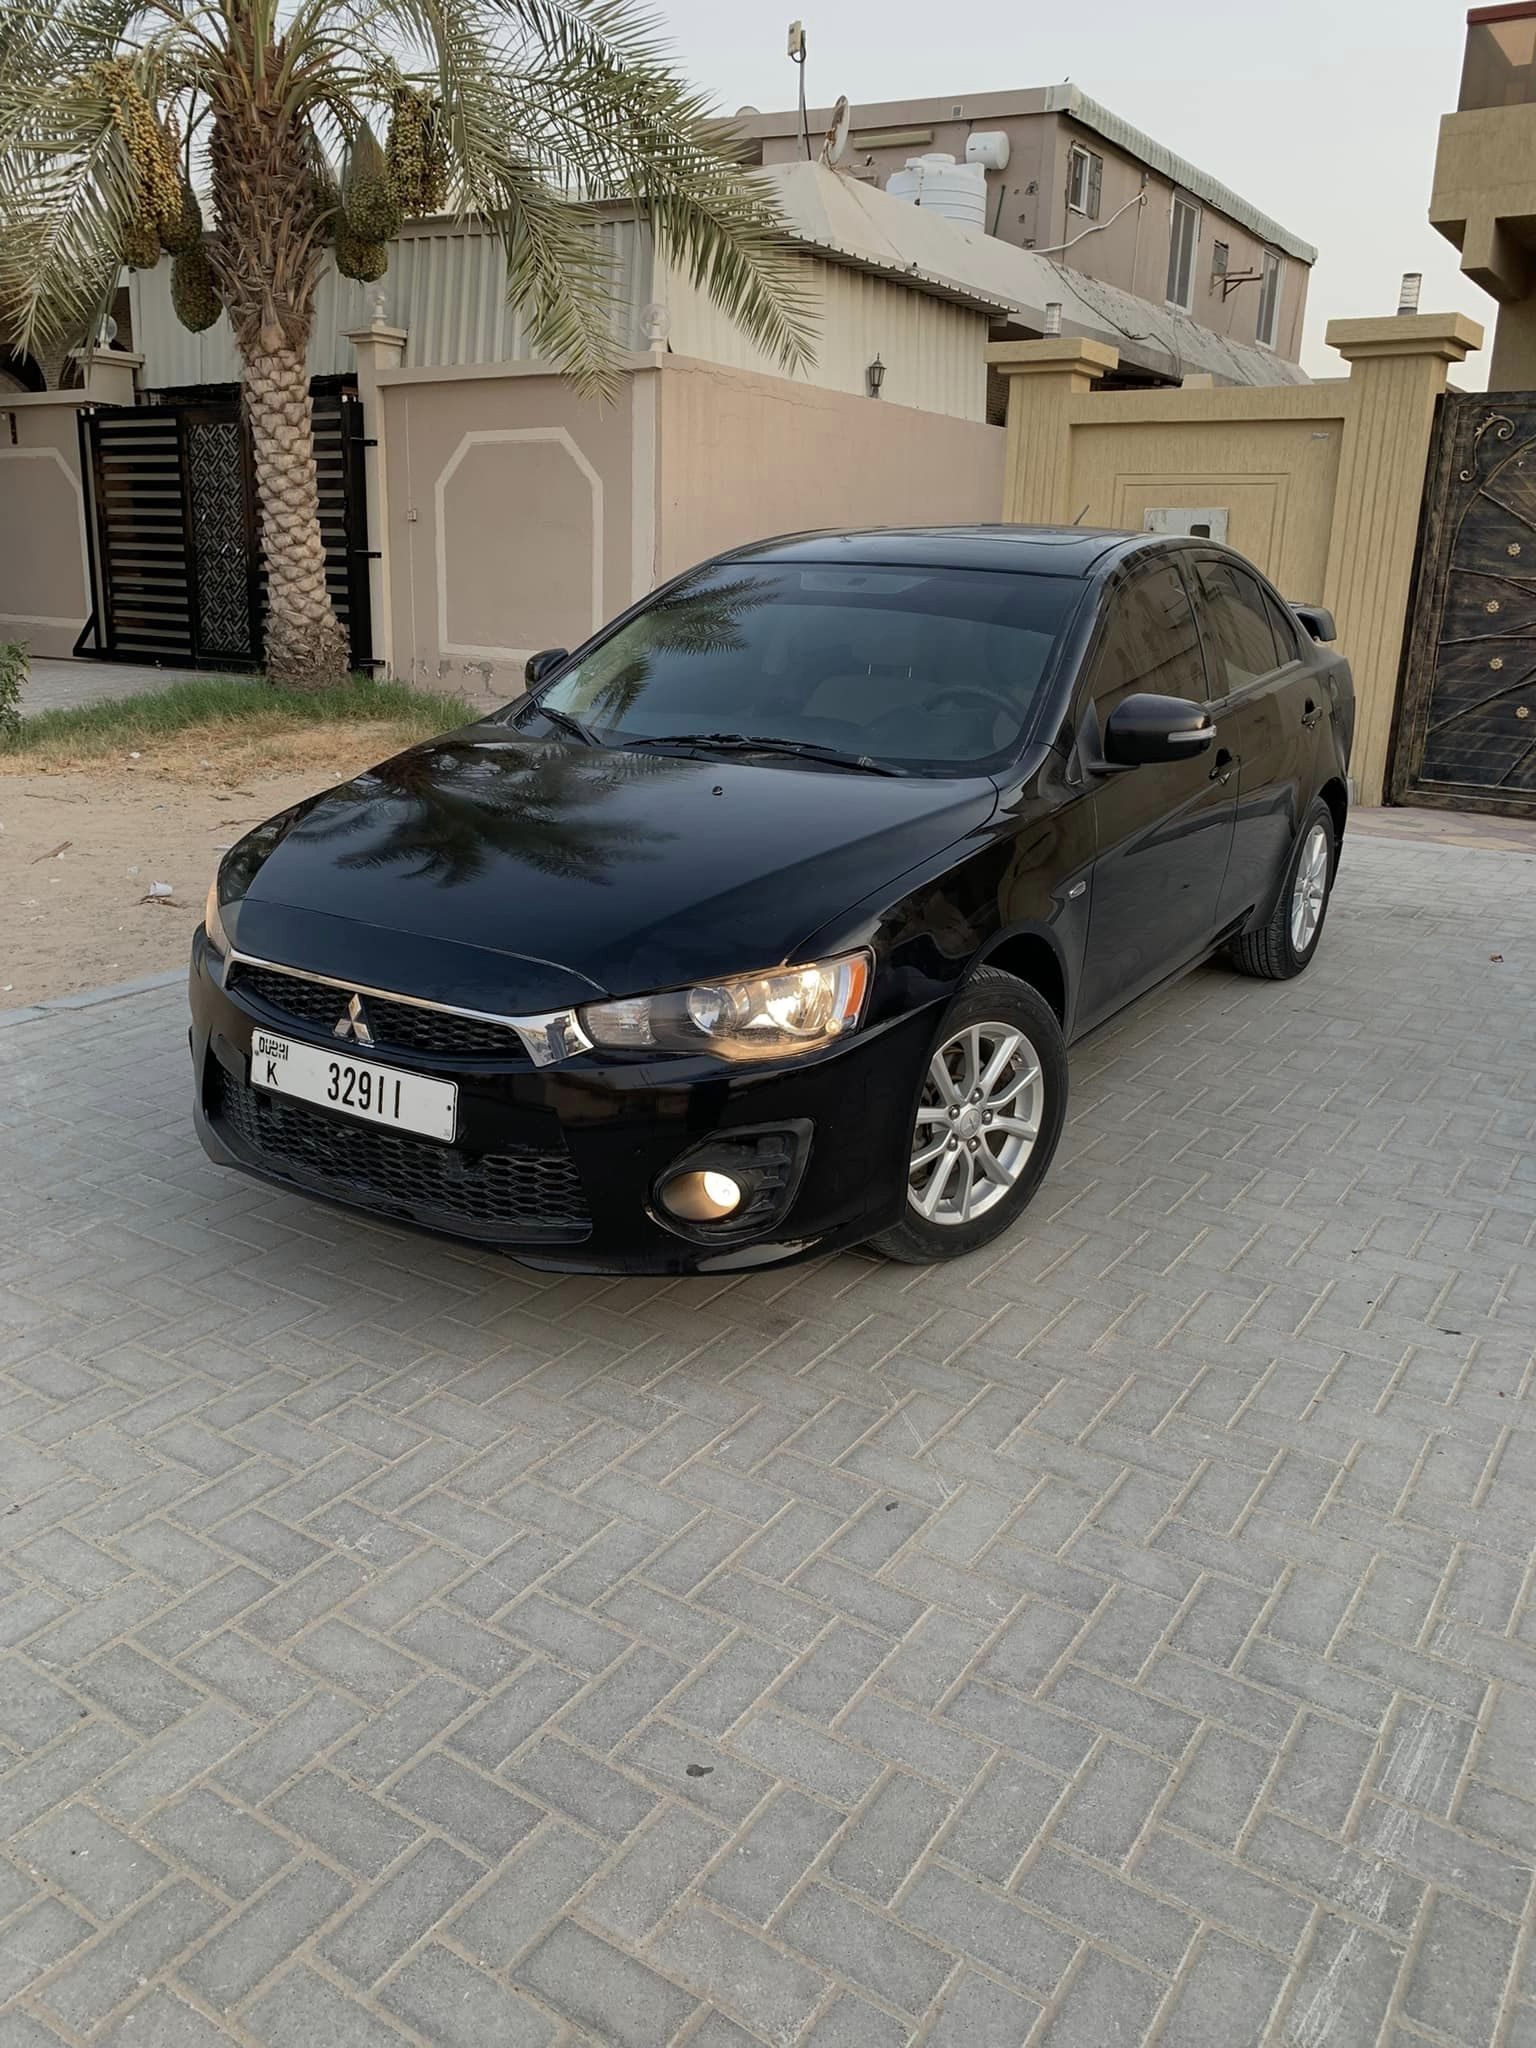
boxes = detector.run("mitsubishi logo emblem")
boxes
[333,994,373,1046]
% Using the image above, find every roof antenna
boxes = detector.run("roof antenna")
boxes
[1071,503,1090,525]
[788,21,810,160]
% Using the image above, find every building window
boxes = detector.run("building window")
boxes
[1211,241,1229,295]
[1257,250,1283,347]
[1167,196,1200,309]
[1067,144,1102,220]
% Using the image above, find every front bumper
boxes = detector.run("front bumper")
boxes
[188,930,935,1274]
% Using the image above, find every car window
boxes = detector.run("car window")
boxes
[1193,558,1285,694]
[1085,560,1208,725]
[1263,589,1305,666]
[534,564,1082,771]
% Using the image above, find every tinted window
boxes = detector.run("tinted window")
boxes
[535,564,1081,770]
[1086,561,1207,724]
[1194,558,1284,694]
[1263,589,1304,665]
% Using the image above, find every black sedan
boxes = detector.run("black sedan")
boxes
[191,526,1354,1274]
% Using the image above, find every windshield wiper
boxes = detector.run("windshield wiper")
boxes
[621,732,903,776]
[520,699,599,747]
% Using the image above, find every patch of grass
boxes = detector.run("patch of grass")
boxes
[0,674,481,762]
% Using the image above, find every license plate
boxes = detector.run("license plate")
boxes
[250,1031,458,1142]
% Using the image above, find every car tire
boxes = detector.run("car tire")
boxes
[1227,799,1337,982]
[869,966,1069,1265]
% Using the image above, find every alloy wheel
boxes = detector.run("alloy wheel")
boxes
[907,1021,1045,1226]
[1290,822,1330,954]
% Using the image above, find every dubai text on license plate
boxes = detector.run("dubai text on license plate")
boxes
[250,1030,458,1142]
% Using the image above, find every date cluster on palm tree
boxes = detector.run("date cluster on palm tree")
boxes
[385,87,446,217]
[335,126,396,280]
[87,59,221,332]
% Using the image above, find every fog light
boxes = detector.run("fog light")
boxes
[660,1170,743,1222]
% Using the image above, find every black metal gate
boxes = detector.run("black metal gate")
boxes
[1393,389,1536,814]
[79,380,372,672]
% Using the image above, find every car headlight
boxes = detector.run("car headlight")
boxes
[204,877,230,956]
[581,951,871,1061]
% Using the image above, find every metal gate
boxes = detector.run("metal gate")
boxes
[1393,389,1536,814]
[79,381,372,672]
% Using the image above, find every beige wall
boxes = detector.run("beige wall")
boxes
[1062,387,1347,602]
[1430,101,1536,387]
[653,354,1005,580]
[659,255,991,421]
[991,314,1485,806]
[375,361,647,706]
[0,394,92,659]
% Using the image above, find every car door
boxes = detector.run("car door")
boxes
[1188,553,1315,930]
[1076,555,1238,1031]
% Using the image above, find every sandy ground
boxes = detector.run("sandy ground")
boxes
[1,725,417,1006]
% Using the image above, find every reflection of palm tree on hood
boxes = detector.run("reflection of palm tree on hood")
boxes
[575,571,779,726]
[296,740,678,887]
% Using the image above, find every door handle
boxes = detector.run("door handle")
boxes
[1210,748,1236,784]
[1301,698,1321,729]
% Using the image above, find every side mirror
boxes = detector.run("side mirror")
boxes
[1103,692,1216,767]
[525,647,570,688]
[1291,604,1336,643]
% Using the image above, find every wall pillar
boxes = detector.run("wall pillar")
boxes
[345,317,408,677]
[987,338,1118,524]
[1323,312,1483,806]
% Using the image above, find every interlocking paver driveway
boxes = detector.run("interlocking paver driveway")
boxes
[3,833,1535,2048]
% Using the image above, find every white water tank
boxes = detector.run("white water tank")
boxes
[885,153,988,228]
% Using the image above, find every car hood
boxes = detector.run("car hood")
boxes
[223,729,998,1012]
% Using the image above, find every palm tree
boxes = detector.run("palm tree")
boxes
[0,0,814,687]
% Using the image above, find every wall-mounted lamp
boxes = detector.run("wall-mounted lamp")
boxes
[1043,301,1062,337]
[1396,271,1422,316]
[866,354,886,398]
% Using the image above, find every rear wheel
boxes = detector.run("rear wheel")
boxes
[1227,800,1337,981]
[870,967,1068,1264]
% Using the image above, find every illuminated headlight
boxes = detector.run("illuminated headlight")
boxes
[204,877,230,956]
[582,952,871,1062]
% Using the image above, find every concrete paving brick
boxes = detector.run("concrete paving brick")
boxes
[448,1823,604,1968]
[653,1905,829,2038]
[19,1802,168,1918]
[828,1770,952,1904]
[266,1770,417,1876]
[1035,1946,1165,2047]
[6,838,1536,2044]
[926,1971,1042,2045]
[141,1787,293,1899]
[777,1884,949,2017]
[515,1921,697,2048]
[382,1944,557,2047]
[42,1880,224,2031]
[1403,1890,1521,2045]
[704,1786,842,1924]
[321,1837,484,1986]
[900,1864,1078,1996]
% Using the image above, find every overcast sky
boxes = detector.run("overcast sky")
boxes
[661,0,1493,385]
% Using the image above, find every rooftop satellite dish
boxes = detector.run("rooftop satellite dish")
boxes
[820,94,850,167]
[735,104,761,116]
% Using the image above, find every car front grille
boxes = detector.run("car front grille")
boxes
[229,964,530,1063]
[210,1070,590,1239]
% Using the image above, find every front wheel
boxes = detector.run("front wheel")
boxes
[1227,799,1337,981]
[869,967,1069,1264]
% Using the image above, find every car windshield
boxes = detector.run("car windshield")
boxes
[530,562,1082,771]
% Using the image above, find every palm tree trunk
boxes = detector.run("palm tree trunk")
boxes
[244,341,348,688]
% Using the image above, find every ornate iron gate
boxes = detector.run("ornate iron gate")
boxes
[79,381,372,672]
[1393,390,1536,814]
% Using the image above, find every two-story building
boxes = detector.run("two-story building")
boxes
[734,82,1316,387]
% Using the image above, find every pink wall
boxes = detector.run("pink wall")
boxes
[655,356,1006,581]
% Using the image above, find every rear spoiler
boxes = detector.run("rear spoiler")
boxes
[1290,603,1336,643]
